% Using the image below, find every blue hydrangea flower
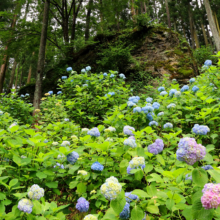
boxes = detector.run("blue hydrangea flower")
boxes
[125,192,139,203]
[83,84,88,87]
[44,139,48,143]
[142,106,154,114]
[127,157,145,174]
[147,113,154,121]
[64,118,69,122]
[127,101,136,107]
[48,91,53,95]
[149,121,158,126]
[175,91,181,97]
[119,203,130,219]
[202,165,213,170]
[167,103,176,109]
[20,94,25,97]
[210,83,214,86]
[204,60,212,66]
[119,73,126,79]
[124,138,137,148]
[146,97,153,103]
[189,78,195,83]
[133,107,142,113]
[128,96,140,103]
[57,91,62,95]
[152,102,160,109]
[123,126,135,136]
[192,124,210,135]
[160,91,168,96]
[110,74,115,78]
[148,139,164,155]
[185,174,192,181]
[180,85,189,92]
[91,162,104,171]
[163,123,173,129]
[71,80,74,82]
[66,67,72,72]
[54,162,65,169]
[103,73,108,76]
[86,66,91,71]
[28,184,44,200]
[87,127,100,137]
[67,151,79,164]
[105,92,115,97]
[157,112,164,116]
[158,86,165,92]
[25,93,29,96]
[76,197,89,212]
[18,199,33,214]
[61,76,67,80]
[169,89,177,97]
[192,86,199,93]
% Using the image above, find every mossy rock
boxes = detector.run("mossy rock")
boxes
[178,68,193,76]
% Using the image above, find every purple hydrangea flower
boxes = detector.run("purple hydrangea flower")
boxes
[192,124,210,135]
[123,126,135,136]
[119,203,130,219]
[76,197,89,212]
[201,165,213,171]
[18,199,33,214]
[176,137,206,165]
[87,127,100,137]
[148,139,164,155]
[125,192,139,203]
[185,174,192,181]
[91,162,104,171]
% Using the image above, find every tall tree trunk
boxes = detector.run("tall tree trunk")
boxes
[27,52,35,84]
[214,12,220,36]
[201,23,209,46]
[188,5,195,49]
[165,0,171,28]
[206,24,213,45]
[15,63,19,89]
[194,23,200,48]
[85,0,93,41]
[173,20,177,32]
[99,0,104,31]
[130,0,136,19]
[19,65,24,88]
[33,0,50,110]
[204,0,220,51]
[7,60,17,94]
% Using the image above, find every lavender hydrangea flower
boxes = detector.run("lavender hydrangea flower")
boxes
[176,137,206,165]
[119,203,130,219]
[125,192,139,203]
[124,138,137,148]
[160,91,168,96]
[192,124,210,135]
[18,199,33,214]
[28,184,44,200]
[146,97,153,103]
[66,67,72,72]
[189,78,195,83]
[149,121,158,126]
[62,76,67,80]
[169,89,177,97]
[152,102,160,109]
[76,197,89,212]
[87,127,100,137]
[91,162,104,171]
[67,151,79,164]
[192,86,199,93]
[123,126,135,136]
[158,86,165,92]
[148,139,164,155]
[133,107,142,113]
[180,85,189,92]
[202,165,213,170]
[204,60,212,66]
[185,174,192,181]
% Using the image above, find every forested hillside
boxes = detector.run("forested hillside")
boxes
[1,0,220,220]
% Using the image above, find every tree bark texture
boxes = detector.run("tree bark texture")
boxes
[201,23,209,46]
[188,6,195,49]
[165,0,171,28]
[33,0,50,110]
[85,0,93,41]
[204,0,220,51]
[27,52,35,84]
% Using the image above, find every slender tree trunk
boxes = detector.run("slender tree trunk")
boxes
[19,65,24,88]
[15,63,19,89]
[193,22,200,48]
[165,0,171,28]
[27,52,35,84]
[206,24,213,45]
[130,0,136,19]
[99,0,104,31]
[204,0,220,51]
[188,6,195,49]
[173,20,177,32]
[85,0,93,41]
[7,60,17,93]
[33,0,50,110]
[214,12,220,36]
[201,23,209,46]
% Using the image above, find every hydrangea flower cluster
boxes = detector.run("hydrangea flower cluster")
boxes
[142,106,154,114]
[176,137,206,165]
[146,97,153,103]
[78,170,88,176]
[201,183,220,209]
[158,86,165,92]
[167,103,176,109]
[18,199,33,214]
[81,68,86,73]
[48,91,53,95]
[158,112,164,116]
[125,192,139,203]
[66,67,72,72]
[192,86,199,93]
[185,174,192,181]
[61,76,67,80]
[54,163,65,169]
[105,92,115,97]
[127,157,145,174]
[174,91,181,97]
[192,124,210,135]
[152,102,160,109]
[110,74,115,78]
[119,203,130,219]
[128,96,140,104]
[189,78,195,83]
[91,162,104,171]
[67,151,79,164]
[83,84,88,87]
[86,66,91,71]
[147,113,154,121]
[119,73,126,79]
[105,126,116,132]
[160,91,168,96]
[64,118,69,122]
[148,139,164,155]
[124,138,137,148]
[163,123,173,129]
[201,165,213,170]
[133,107,142,113]
[169,89,177,97]
[82,128,89,132]
[123,125,135,136]
[103,72,108,77]
[9,122,17,128]
[28,184,44,200]
[127,101,136,107]
[204,60,212,66]
[87,127,100,137]
[76,197,89,212]
[149,121,158,126]
[83,215,98,220]
[180,85,189,92]
[100,177,122,200]
[57,91,62,95]
[61,141,70,146]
